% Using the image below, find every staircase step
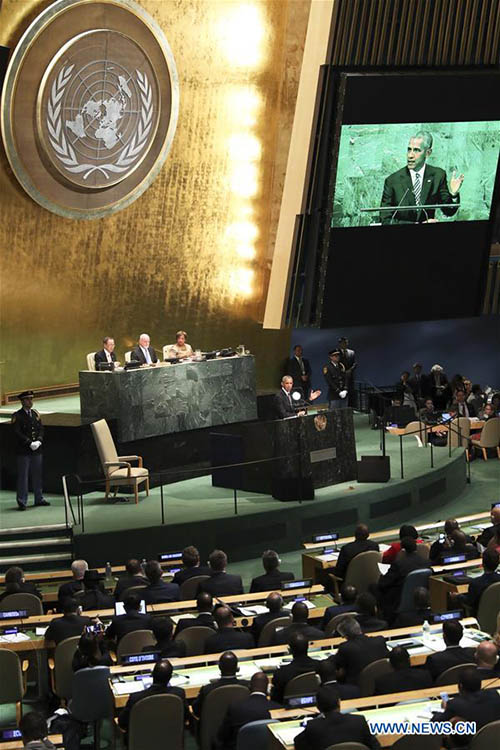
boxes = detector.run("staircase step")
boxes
[0,523,69,537]
[0,552,72,567]
[0,537,71,550]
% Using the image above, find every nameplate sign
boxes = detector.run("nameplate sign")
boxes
[310,447,336,463]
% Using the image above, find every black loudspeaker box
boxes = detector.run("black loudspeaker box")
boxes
[357,455,391,483]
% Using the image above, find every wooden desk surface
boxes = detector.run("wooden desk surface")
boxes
[0,735,63,750]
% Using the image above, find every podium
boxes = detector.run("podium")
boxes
[211,409,357,501]
[359,202,459,226]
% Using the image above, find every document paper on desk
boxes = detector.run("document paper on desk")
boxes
[378,563,390,575]
[0,632,30,643]
[238,605,268,616]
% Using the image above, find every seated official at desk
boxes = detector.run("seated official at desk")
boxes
[105,592,153,642]
[431,666,500,732]
[374,646,432,695]
[132,333,158,365]
[45,597,92,645]
[249,549,294,593]
[251,592,289,641]
[164,330,194,360]
[274,375,321,419]
[192,651,248,719]
[204,605,255,653]
[19,712,56,750]
[94,336,119,369]
[217,671,281,750]
[143,617,186,658]
[271,631,321,703]
[0,565,42,603]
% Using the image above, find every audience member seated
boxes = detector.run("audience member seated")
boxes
[72,630,112,672]
[394,586,433,628]
[204,605,254,653]
[374,646,432,695]
[251,591,288,640]
[0,565,41,603]
[317,655,360,700]
[143,560,180,604]
[113,559,148,599]
[491,392,500,415]
[424,620,475,682]
[192,651,248,719]
[57,559,88,606]
[377,536,428,622]
[270,631,320,703]
[293,686,380,750]
[249,549,294,593]
[355,592,388,633]
[216,671,281,750]
[143,617,186,658]
[456,549,500,615]
[199,549,243,597]
[332,523,380,581]
[171,546,212,586]
[174,591,216,636]
[80,569,114,611]
[478,402,495,422]
[474,640,500,678]
[332,616,389,687]
[19,712,56,750]
[431,666,500,732]
[382,524,424,564]
[45,597,92,645]
[105,592,153,642]
[468,384,485,415]
[419,398,441,424]
[430,518,460,562]
[272,601,325,645]
[477,506,500,548]
[434,530,479,564]
[452,389,477,418]
[118,658,188,739]
[320,584,358,631]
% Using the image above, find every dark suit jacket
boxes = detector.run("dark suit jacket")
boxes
[216,692,282,750]
[105,611,154,642]
[251,609,289,640]
[142,581,180,604]
[452,401,478,419]
[393,607,433,628]
[141,639,186,659]
[113,574,148,600]
[294,710,380,750]
[425,645,476,681]
[45,613,92,645]
[356,613,388,633]
[118,683,187,731]
[408,373,430,399]
[132,345,158,364]
[322,679,361,700]
[192,676,249,718]
[57,580,85,605]
[320,603,358,631]
[377,551,429,617]
[204,628,255,654]
[477,524,500,548]
[271,654,320,703]
[380,164,459,224]
[334,539,380,581]
[249,569,295,593]
[174,611,217,636]
[0,581,42,603]
[284,356,312,391]
[374,666,433,695]
[94,350,117,368]
[80,589,114,612]
[272,621,325,646]
[435,689,500,730]
[199,572,243,598]
[171,565,212,587]
[274,389,297,419]
[334,634,389,686]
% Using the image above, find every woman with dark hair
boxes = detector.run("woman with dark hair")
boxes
[382,525,424,564]
[72,631,112,672]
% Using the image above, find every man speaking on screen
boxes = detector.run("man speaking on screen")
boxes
[380,130,464,224]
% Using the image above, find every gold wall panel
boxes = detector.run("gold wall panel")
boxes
[0,0,311,395]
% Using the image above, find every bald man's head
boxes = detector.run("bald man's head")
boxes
[476,641,498,669]
[291,601,309,623]
[219,650,238,676]
[491,507,500,525]
[354,524,369,541]
[214,606,234,629]
[250,671,268,694]
[266,592,283,613]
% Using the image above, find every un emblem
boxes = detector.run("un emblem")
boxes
[1,0,178,218]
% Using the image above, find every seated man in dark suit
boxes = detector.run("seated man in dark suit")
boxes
[374,646,432,695]
[204,606,254,654]
[474,640,500,679]
[105,592,153,643]
[171,545,212,587]
[94,336,118,369]
[452,389,477,418]
[317,656,360,700]
[332,616,389,687]
[424,620,475,682]
[249,549,294,593]
[132,332,158,365]
[333,524,380,581]
[294,686,380,750]
[271,631,321,704]
[118,659,188,739]
[142,560,180,604]
[19,713,55,750]
[113,558,148,600]
[57,559,88,607]
[477,506,500,548]
[432,666,500,732]
[355,592,388,633]
[192,651,248,719]
[394,586,433,628]
[199,549,243,598]
[457,549,500,616]
[320,584,358,631]
[252,592,289,641]
[0,566,42,603]
[377,536,429,622]
[272,601,325,646]
[174,591,216,636]
[45,597,92,646]
[142,617,186,658]
[80,569,114,611]
[217,671,281,750]
[440,529,479,562]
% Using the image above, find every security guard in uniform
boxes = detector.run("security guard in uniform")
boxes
[12,391,50,510]
[323,350,348,410]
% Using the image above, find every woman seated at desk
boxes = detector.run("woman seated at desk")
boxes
[164,330,194,360]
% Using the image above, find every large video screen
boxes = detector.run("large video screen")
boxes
[332,120,500,227]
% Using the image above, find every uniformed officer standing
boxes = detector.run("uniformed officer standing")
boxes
[11,391,50,510]
[323,350,348,410]
[338,336,357,407]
